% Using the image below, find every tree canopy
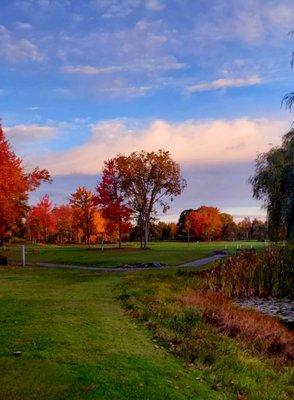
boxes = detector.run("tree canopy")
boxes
[115,150,186,248]
[0,124,50,242]
[250,130,294,242]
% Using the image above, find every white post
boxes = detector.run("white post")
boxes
[20,245,26,267]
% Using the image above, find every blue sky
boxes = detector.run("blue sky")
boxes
[1,0,293,221]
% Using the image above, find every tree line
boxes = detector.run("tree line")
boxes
[0,122,292,246]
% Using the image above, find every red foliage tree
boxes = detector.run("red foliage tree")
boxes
[185,206,223,241]
[185,211,209,240]
[0,124,51,243]
[28,195,55,242]
[95,159,132,248]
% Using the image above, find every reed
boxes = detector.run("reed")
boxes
[203,246,294,298]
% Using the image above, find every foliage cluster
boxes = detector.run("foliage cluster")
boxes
[178,207,267,242]
[250,130,294,242]
[0,125,50,243]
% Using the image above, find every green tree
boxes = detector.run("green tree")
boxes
[249,131,294,242]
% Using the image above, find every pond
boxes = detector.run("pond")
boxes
[234,297,294,329]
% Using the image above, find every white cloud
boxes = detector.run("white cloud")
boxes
[14,22,32,30]
[61,65,124,74]
[146,0,165,11]
[6,124,56,148]
[5,126,56,141]
[187,76,261,93]
[0,24,42,62]
[25,117,286,176]
[90,0,140,18]
[61,58,186,75]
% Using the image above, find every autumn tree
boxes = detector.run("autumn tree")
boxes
[28,195,55,242]
[92,210,107,243]
[220,212,237,240]
[95,159,132,248]
[0,124,51,244]
[52,204,74,243]
[185,211,208,241]
[183,206,223,241]
[115,150,186,249]
[69,187,96,245]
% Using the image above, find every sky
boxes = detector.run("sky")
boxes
[1,0,293,222]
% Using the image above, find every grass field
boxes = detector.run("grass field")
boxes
[0,267,231,400]
[0,266,292,400]
[2,240,267,267]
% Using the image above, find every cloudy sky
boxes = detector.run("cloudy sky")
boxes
[1,0,293,221]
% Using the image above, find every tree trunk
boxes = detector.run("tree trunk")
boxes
[118,217,122,249]
[143,219,150,249]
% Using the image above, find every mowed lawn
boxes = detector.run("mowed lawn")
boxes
[3,240,267,267]
[0,267,226,400]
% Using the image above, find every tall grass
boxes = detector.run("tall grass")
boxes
[119,272,294,399]
[202,246,294,298]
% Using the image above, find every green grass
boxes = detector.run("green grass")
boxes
[119,269,294,400]
[0,267,229,400]
[0,266,292,399]
[2,240,267,267]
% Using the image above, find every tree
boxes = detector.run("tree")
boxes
[52,204,74,243]
[282,31,294,112]
[95,159,132,248]
[115,150,186,249]
[184,206,223,241]
[177,209,193,239]
[69,187,96,245]
[249,131,294,241]
[0,124,51,244]
[237,217,252,240]
[220,212,237,240]
[185,211,208,241]
[28,195,55,242]
[92,210,107,243]
[251,218,267,241]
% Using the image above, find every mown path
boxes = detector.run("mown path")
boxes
[8,254,226,272]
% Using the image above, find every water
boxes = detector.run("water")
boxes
[234,297,294,329]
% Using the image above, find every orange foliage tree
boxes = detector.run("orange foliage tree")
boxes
[185,206,223,241]
[0,124,51,244]
[116,150,186,249]
[69,187,96,245]
[52,204,74,243]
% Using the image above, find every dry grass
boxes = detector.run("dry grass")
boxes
[200,246,294,298]
[182,290,294,363]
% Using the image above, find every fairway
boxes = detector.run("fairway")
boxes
[3,241,267,267]
[0,267,224,400]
